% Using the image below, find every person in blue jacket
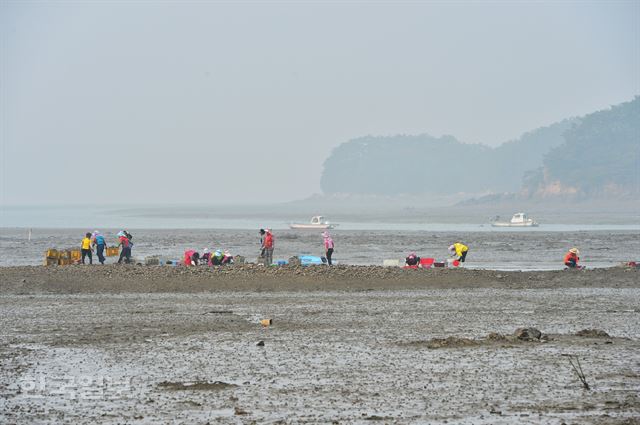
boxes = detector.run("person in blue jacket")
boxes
[92,230,108,265]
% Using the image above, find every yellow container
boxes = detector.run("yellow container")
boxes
[58,258,71,266]
[106,247,120,257]
[260,319,273,327]
[46,249,59,259]
[70,249,81,261]
[59,250,71,260]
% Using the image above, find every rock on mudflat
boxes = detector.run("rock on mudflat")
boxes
[514,327,542,341]
[575,329,610,338]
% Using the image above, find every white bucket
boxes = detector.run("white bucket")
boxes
[383,259,400,267]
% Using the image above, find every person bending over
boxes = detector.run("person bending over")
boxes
[563,248,582,269]
[448,242,469,262]
[184,250,200,266]
[405,252,420,266]
[92,231,107,265]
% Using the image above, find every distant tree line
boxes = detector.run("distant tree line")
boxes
[523,96,640,197]
[320,97,639,199]
[320,121,572,195]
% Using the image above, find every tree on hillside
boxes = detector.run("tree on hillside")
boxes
[540,97,640,195]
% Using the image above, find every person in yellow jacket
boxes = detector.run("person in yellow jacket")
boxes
[448,242,469,263]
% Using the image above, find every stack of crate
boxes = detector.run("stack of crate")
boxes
[44,249,59,266]
[58,250,71,266]
[43,249,82,266]
[70,249,81,264]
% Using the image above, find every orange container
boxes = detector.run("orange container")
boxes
[106,247,119,257]
[419,258,434,268]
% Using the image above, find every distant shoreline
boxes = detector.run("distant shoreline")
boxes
[2,224,639,232]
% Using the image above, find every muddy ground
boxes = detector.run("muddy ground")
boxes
[1,264,639,293]
[1,266,639,424]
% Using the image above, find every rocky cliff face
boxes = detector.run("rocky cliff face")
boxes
[521,97,640,199]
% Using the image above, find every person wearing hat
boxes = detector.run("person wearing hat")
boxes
[210,249,224,266]
[117,230,132,264]
[201,248,211,264]
[405,252,420,266]
[563,248,582,269]
[92,230,108,265]
[448,242,469,263]
[323,231,335,265]
[222,249,234,265]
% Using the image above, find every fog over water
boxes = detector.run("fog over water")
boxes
[2,1,638,205]
[2,2,638,270]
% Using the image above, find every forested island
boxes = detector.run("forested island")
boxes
[320,97,639,201]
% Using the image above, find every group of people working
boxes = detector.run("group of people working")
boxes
[405,243,583,270]
[80,230,582,269]
[182,229,335,267]
[405,242,469,266]
[80,230,132,265]
[184,248,234,266]
[258,229,334,266]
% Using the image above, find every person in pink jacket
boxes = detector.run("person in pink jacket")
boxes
[322,231,335,265]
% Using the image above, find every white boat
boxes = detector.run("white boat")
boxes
[290,216,337,230]
[491,213,539,227]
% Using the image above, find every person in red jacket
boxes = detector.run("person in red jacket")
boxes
[263,229,274,265]
[563,248,582,269]
[117,231,132,264]
[184,250,200,266]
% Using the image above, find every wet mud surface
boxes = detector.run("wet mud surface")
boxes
[1,267,639,423]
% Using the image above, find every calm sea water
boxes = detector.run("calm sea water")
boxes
[1,205,638,269]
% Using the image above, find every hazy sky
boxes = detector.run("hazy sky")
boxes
[1,1,638,205]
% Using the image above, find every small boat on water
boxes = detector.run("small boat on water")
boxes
[491,213,539,227]
[290,216,337,230]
